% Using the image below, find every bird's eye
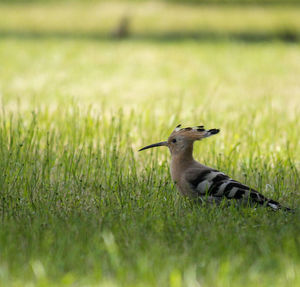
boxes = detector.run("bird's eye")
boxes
[172,139,177,143]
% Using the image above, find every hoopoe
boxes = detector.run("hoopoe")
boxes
[139,124,291,211]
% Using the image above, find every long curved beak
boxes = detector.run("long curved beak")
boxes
[138,141,168,152]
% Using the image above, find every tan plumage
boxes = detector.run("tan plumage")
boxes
[139,124,291,211]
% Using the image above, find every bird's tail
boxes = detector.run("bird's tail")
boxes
[266,199,293,212]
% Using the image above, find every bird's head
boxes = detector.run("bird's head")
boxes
[139,124,220,155]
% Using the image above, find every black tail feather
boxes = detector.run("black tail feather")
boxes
[267,200,293,212]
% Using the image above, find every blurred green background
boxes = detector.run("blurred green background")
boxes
[1,0,300,4]
[1,0,300,43]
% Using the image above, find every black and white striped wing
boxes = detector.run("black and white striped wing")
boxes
[185,168,285,211]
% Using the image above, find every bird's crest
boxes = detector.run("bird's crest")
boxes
[170,124,220,140]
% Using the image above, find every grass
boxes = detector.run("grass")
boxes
[0,1,300,286]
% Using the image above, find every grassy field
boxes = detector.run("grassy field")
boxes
[0,2,300,286]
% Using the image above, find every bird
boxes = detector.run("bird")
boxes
[139,124,291,211]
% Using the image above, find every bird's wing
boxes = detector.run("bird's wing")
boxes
[184,168,288,211]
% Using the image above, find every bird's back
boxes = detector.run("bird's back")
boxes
[179,164,290,211]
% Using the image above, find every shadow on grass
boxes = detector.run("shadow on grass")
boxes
[0,29,299,43]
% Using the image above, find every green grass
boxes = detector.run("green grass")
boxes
[0,2,300,286]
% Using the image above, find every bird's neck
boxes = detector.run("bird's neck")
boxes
[170,145,195,182]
